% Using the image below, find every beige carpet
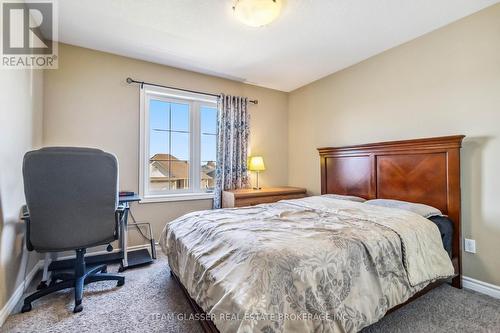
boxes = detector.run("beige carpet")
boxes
[3,252,203,333]
[3,252,500,333]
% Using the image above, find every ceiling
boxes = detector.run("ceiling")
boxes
[58,0,499,92]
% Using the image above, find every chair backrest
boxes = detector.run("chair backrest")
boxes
[23,147,119,251]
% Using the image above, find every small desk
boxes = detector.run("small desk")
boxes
[47,194,155,273]
[117,195,155,271]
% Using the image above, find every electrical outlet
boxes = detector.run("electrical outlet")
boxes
[464,238,476,253]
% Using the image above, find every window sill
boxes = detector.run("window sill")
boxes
[139,192,215,203]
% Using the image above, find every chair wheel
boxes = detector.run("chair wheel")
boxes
[117,279,125,287]
[21,303,32,313]
[73,304,83,313]
[37,281,48,290]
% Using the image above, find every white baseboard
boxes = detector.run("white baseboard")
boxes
[0,243,157,327]
[0,260,43,327]
[463,276,500,299]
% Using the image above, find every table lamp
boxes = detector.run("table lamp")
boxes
[248,156,266,190]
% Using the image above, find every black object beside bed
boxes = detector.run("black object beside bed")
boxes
[428,216,454,258]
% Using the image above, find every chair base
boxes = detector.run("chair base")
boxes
[22,249,124,313]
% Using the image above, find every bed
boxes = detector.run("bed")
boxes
[161,135,464,333]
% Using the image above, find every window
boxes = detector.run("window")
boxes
[140,85,218,202]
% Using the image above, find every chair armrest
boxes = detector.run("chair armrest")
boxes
[114,205,126,240]
[115,204,126,222]
[21,204,30,220]
[116,204,126,213]
[21,205,34,251]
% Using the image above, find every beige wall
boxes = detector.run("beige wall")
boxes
[0,69,43,311]
[43,43,289,239]
[289,4,500,285]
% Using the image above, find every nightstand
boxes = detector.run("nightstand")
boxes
[222,186,307,208]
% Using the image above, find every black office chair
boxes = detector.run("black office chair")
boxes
[21,147,125,313]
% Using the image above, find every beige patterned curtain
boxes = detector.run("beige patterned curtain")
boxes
[213,94,250,208]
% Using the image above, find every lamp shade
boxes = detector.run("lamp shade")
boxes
[248,156,266,171]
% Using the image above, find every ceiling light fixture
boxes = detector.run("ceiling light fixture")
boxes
[233,0,282,27]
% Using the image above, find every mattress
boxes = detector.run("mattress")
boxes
[161,196,454,333]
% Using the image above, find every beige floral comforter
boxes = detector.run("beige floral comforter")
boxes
[160,196,454,333]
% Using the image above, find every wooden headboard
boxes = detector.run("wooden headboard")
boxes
[318,135,465,287]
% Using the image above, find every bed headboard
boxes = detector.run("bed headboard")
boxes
[318,135,465,286]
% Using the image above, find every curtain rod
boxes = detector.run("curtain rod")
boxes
[126,77,258,105]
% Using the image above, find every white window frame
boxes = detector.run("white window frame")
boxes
[139,85,218,203]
